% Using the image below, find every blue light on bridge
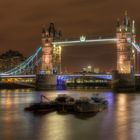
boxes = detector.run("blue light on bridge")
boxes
[56,74,112,85]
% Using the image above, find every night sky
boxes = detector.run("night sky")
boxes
[0,0,140,72]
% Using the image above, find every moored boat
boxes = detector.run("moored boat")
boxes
[74,97,100,113]
[55,94,75,112]
[24,102,55,112]
[24,94,108,113]
[91,94,108,105]
[24,95,56,112]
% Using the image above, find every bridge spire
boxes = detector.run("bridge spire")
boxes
[116,18,120,32]
[132,20,136,34]
[41,25,47,45]
[48,22,56,38]
[42,25,46,38]
[123,10,129,31]
[125,10,127,16]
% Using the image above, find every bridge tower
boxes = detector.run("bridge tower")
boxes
[113,12,136,91]
[41,23,62,74]
[116,11,136,74]
[36,23,62,90]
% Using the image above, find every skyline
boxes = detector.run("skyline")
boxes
[0,0,140,71]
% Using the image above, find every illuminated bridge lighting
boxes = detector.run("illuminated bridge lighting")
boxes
[1,47,42,75]
[0,74,112,80]
[131,42,140,52]
[127,39,140,52]
[52,38,117,46]
[80,36,86,42]
[0,75,36,78]
[1,74,140,79]
[56,74,112,80]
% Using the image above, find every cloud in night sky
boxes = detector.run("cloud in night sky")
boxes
[0,0,140,71]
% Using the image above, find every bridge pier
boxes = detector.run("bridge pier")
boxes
[112,70,135,92]
[36,74,57,90]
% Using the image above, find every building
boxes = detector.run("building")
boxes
[0,50,25,73]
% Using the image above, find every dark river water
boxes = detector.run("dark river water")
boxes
[0,89,140,140]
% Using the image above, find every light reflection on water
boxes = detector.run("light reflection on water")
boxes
[0,89,140,140]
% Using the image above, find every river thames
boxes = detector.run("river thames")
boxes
[0,89,140,140]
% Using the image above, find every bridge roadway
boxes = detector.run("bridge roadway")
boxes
[0,74,112,80]
[1,73,140,77]
[1,73,140,81]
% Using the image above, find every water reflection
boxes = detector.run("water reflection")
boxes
[0,89,140,140]
[37,112,70,140]
[115,94,130,140]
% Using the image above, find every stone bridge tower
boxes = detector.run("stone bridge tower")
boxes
[116,11,136,74]
[41,23,62,74]
[36,23,62,90]
[112,12,136,91]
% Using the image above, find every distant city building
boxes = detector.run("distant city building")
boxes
[81,66,102,74]
[82,67,87,72]
[0,50,25,72]
[94,68,100,73]
[82,65,93,73]
[87,65,92,72]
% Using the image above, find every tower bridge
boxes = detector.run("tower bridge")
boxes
[0,12,140,91]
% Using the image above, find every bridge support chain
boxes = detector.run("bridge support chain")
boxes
[36,74,57,90]
[112,70,135,92]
